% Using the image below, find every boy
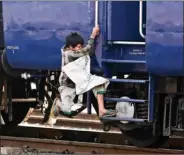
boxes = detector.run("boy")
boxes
[47,26,115,125]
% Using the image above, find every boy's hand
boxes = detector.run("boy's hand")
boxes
[91,25,100,38]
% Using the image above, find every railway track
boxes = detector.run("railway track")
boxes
[1,107,184,153]
[1,108,126,145]
[2,107,184,149]
[1,136,184,154]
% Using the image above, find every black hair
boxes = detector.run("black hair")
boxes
[65,32,84,48]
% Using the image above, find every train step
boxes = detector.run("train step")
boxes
[11,98,37,103]
[106,77,148,103]
[98,75,155,122]
[100,117,146,122]
[101,59,146,64]
[104,97,147,103]
[20,109,121,134]
[108,78,149,84]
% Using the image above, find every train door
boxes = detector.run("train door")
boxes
[101,1,147,74]
[106,1,146,43]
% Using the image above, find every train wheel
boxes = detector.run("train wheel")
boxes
[1,103,31,126]
[0,75,35,126]
[120,126,162,147]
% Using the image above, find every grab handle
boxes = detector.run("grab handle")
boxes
[139,1,145,39]
[95,0,99,26]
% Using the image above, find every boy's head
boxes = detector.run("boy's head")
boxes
[65,32,84,51]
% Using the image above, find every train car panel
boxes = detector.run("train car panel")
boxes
[3,1,98,70]
[146,1,184,76]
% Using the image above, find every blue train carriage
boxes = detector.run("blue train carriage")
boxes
[0,1,184,147]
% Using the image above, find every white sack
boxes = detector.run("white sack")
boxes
[62,55,109,95]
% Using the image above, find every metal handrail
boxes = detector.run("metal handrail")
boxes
[139,1,145,39]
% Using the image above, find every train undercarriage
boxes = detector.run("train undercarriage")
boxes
[0,62,184,147]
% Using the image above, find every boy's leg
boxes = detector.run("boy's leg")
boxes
[59,87,86,116]
[60,86,76,115]
[92,84,116,117]
[47,86,86,125]
[46,86,75,125]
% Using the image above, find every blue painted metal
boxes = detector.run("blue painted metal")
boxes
[3,1,101,70]
[146,1,184,76]
[101,117,146,122]
[108,78,148,83]
[101,44,146,74]
[3,1,183,76]
[105,74,150,122]
[107,1,146,41]
[2,1,147,74]
[102,59,146,64]
[148,75,155,122]
[104,97,146,103]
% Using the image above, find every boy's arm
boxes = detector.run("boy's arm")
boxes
[68,37,95,58]
[68,25,99,58]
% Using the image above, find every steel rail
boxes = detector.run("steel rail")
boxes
[1,136,184,154]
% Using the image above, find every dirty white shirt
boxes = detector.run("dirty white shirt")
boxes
[62,55,110,95]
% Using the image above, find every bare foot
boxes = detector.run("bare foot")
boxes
[45,117,57,126]
[52,98,61,117]
[99,109,108,117]
[99,109,116,117]
[46,98,61,126]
